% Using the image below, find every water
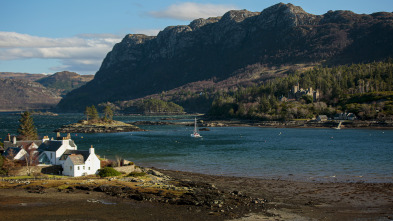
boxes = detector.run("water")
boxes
[1,113,392,183]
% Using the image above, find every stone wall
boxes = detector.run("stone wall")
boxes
[113,165,135,174]
[9,165,62,176]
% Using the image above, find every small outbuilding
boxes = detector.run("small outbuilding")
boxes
[317,115,328,122]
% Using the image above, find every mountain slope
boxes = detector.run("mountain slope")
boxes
[36,71,94,96]
[0,78,61,111]
[57,3,393,112]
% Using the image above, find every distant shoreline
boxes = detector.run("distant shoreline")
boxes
[199,119,393,130]
[131,118,393,130]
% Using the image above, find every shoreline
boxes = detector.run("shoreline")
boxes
[129,117,393,130]
[0,167,392,220]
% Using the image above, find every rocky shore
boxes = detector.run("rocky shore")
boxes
[201,119,393,129]
[55,120,146,133]
[128,118,393,130]
[0,168,392,220]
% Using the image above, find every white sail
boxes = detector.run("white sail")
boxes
[191,118,202,138]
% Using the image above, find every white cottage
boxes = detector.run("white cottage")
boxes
[37,134,101,177]
[62,146,101,177]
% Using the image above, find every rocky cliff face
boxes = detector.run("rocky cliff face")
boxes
[57,3,393,111]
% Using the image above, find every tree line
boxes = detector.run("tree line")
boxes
[84,104,114,122]
[208,60,393,121]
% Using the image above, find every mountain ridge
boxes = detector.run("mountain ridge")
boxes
[0,71,93,111]
[57,3,393,112]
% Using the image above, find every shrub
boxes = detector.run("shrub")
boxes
[128,172,147,177]
[98,167,121,177]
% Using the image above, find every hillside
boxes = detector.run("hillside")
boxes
[0,72,46,81]
[57,3,393,112]
[36,71,94,96]
[0,71,93,111]
[0,78,61,111]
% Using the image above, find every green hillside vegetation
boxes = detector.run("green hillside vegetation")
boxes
[208,60,393,121]
[136,99,184,114]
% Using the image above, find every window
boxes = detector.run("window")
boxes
[88,167,90,170]
[78,166,80,170]
[70,166,72,170]
[83,166,85,170]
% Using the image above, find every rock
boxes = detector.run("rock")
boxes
[26,185,46,194]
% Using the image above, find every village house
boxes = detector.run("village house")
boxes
[2,133,100,177]
[2,134,41,160]
[334,112,357,121]
[317,115,328,122]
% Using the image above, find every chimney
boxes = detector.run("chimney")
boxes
[56,132,61,139]
[7,133,11,141]
[67,133,71,139]
[12,136,17,145]
[42,136,49,142]
[89,145,95,154]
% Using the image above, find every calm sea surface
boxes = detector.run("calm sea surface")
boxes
[1,113,392,183]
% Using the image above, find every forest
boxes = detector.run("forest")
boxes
[130,99,185,114]
[208,60,393,121]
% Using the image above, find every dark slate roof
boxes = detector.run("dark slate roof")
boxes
[38,140,63,152]
[3,147,23,158]
[3,140,43,149]
[69,154,85,165]
[59,150,89,161]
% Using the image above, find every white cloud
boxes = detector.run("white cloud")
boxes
[148,2,238,21]
[0,32,122,74]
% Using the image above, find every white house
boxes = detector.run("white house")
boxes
[37,135,77,165]
[3,133,100,177]
[2,135,40,161]
[37,134,100,177]
[62,146,101,177]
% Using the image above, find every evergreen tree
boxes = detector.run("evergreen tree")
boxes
[89,105,100,121]
[103,105,114,122]
[84,106,91,121]
[17,111,38,140]
[84,105,100,122]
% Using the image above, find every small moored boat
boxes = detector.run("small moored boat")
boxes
[191,118,202,138]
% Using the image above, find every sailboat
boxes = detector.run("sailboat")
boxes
[335,121,342,130]
[191,118,202,138]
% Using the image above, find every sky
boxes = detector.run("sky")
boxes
[0,0,392,75]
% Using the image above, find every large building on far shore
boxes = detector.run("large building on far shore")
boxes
[288,83,320,101]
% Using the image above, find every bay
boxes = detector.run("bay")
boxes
[1,113,392,183]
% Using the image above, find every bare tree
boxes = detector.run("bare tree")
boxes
[115,155,123,167]
[23,148,38,176]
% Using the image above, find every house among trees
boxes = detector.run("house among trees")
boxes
[288,83,320,101]
[2,133,100,177]
[334,112,357,120]
[317,115,328,122]
[3,134,41,161]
